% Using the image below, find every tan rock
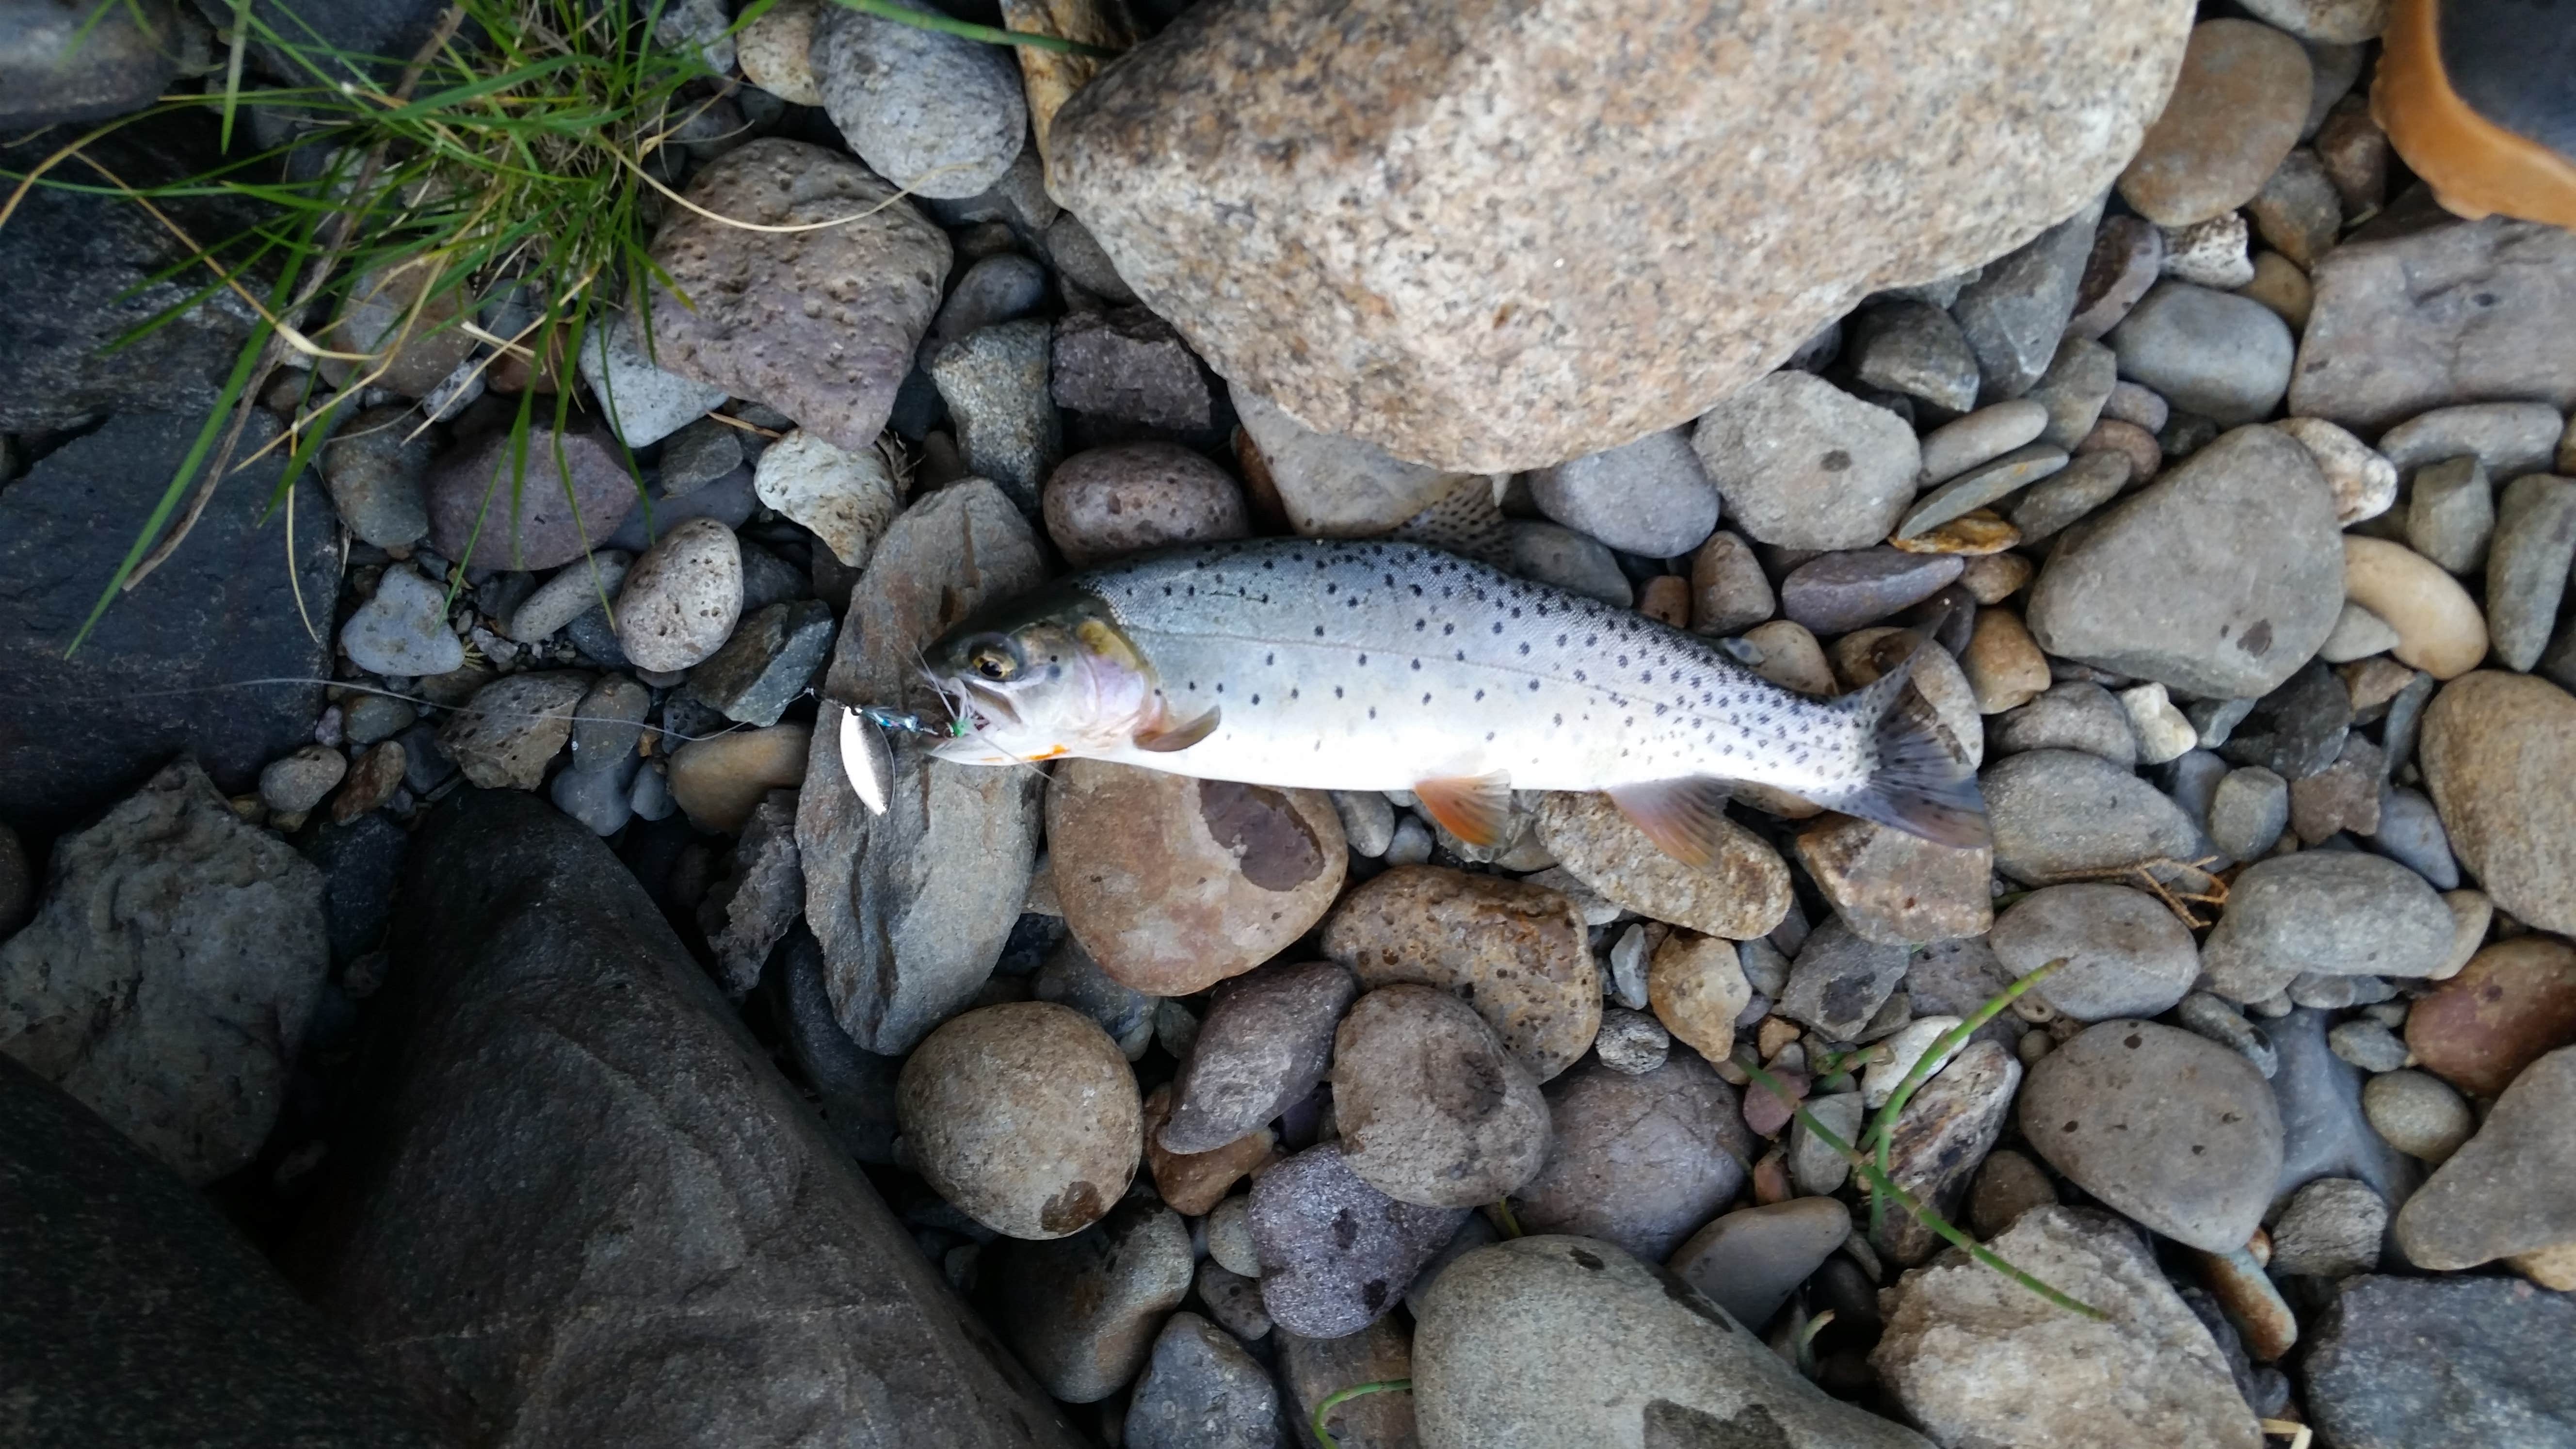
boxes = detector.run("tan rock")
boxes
[2237,250,2313,332]
[1796,816,1995,947]
[998,0,1136,171]
[1141,1083,1274,1216]
[2118,20,2313,226]
[1319,865,1598,1081]
[1637,574,1690,628]
[2341,536,2487,679]
[1050,0,2194,471]
[1738,620,1836,696]
[2277,418,2396,524]
[668,723,811,833]
[1644,931,1752,1061]
[897,1001,1141,1239]
[736,0,823,104]
[1533,791,1790,940]
[2419,673,2576,934]
[1689,529,1775,634]
[439,672,589,790]
[1962,608,2050,713]
[1050,760,1346,995]
[1960,551,2034,605]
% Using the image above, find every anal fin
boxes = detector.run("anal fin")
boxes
[1134,704,1221,753]
[1606,778,1739,867]
[1414,772,1515,847]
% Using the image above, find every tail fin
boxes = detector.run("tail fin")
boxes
[1814,647,1991,849]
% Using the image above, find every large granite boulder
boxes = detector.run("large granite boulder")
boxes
[1049,0,2194,470]
[284,789,1080,1449]
[0,1053,437,1447]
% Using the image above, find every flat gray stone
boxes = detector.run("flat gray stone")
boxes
[1984,749,2207,886]
[2304,1275,2576,1449]
[2198,851,2455,1002]
[1991,882,2198,1020]
[1896,442,2068,538]
[2394,1045,2576,1272]
[2487,474,2576,672]
[1666,1198,1852,1331]
[1512,1053,1751,1262]
[1692,371,1921,550]
[1778,548,1964,635]
[1525,427,1722,558]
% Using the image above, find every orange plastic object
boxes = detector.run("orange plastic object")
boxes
[2373,0,2576,228]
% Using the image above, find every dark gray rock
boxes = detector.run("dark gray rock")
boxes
[1250,1143,1466,1339]
[0,119,267,433]
[298,811,408,966]
[656,416,744,496]
[1778,548,1965,635]
[597,466,755,556]
[1162,959,1355,1154]
[1848,300,1981,413]
[2222,659,2352,780]
[2270,1007,2420,1211]
[285,789,1080,1448]
[0,1053,438,1446]
[0,824,28,943]
[0,412,335,836]
[2028,336,2123,451]
[1512,1052,1752,1262]
[929,319,1060,513]
[1990,680,2141,766]
[686,598,835,728]
[1777,917,1912,1039]
[320,403,435,549]
[1122,1312,1285,1449]
[2489,474,2576,673]
[1046,213,1138,305]
[0,761,326,1186]
[2304,1275,2576,1449]
[1,0,185,127]
[2107,281,2295,425]
[2367,786,2458,889]
[927,254,1049,362]
[1050,307,1214,432]
[771,926,902,1164]
[1952,199,2102,402]
[425,413,639,571]
[1031,935,1156,1060]
[1277,1320,1416,1449]
[700,789,802,997]
[983,1198,1195,1404]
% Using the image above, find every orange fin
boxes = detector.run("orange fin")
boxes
[1133,704,1221,753]
[1414,772,1515,847]
[1606,778,1739,867]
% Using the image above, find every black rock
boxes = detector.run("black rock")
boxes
[284,788,1081,1448]
[296,812,409,965]
[0,0,183,128]
[0,117,270,433]
[0,412,335,837]
[0,1053,437,1446]
[2222,660,2353,781]
[2304,1275,2576,1449]
[771,925,904,1164]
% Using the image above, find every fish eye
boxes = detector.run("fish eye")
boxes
[968,640,1018,681]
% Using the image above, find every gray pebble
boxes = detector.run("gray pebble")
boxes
[1667,1197,1852,1331]
[548,755,636,836]
[2200,852,2455,1002]
[1592,1007,1669,1074]
[341,565,464,677]
[811,0,1026,200]
[1332,986,1549,1209]
[1045,213,1137,305]
[1331,789,1396,858]
[1990,883,2198,1021]
[2376,401,2565,480]
[1526,426,1722,559]
[2287,972,2398,1010]
[2485,473,2576,672]
[656,416,744,497]
[1190,1263,1274,1345]
[1916,399,2048,485]
[2268,1176,2385,1278]
[340,692,416,746]
[1383,815,1433,867]
[258,745,347,815]
[927,319,1059,513]
[2326,1020,2409,1074]
[685,597,835,727]
[1164,960,1356,1155]
[1033,937,1157,1061]
[506,552,632,644]
[1789,1090,1865,1195]
[1206,1194,1259,1278]
[986,1199,1194,1403]
[1737,937,1791,998]
[1991,681,2139,765]
[924,253,1049,360]
[2207,767,2289,860]
[1050,309,1214,432]
[1778,548,1963,635]
[1249,1143,1466,1338]
[2019,1020,2283,1252]
[2025,337,2120,451]
[2404,455,2493,575]
[2006,448,2131,544]
[2101,380,2170,433]
[320,404,432,549]
[1953,200,2101,402]
[1777,917,1910,1040]
[1508,520,1632,606]
[567,675,649,773]
[1690,370,1919,549]
[2066,214,2164,341]
[2359,1069,2471,1162]
[1847,300,1980,413]
[2271,1008,2422,1212]
[2175,992,2278,1078]
[2105,282,2294,425]
[1897,442,2067,538]
[2365,786,2457,889]
[1984,749,2206,886]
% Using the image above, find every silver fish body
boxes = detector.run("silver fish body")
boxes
[920,538,1984,848]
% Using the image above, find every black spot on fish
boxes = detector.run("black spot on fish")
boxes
[1423,693,1433,705]
[1518,643,1530,656]
[1475,690,1486,701]
[1315,626,1325,637]
[1529,681,1541,691]
[1251,694,1260,705]
[1492,622,1503,634]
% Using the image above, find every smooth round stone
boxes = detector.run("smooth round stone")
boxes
[1984,749,2205,885]
[1532,790,1790,940]
[1320,865,1598,1081]
[340,565,464,678]
[1690,370,1920,550]
[505,551,632,644]
[1413,1236,1930,1449]
[2019,1021,2284,1252]
[2366,786,2458,890]
[2200,852,2457,1002]
[1043,443,1250,567]
[1919,403,2050,489]
[2008,449,2132,545]
[1962,607,2052,713]
[1124,1312,1280,1449]
[664,722,808,833]
[1507,520,1632,606]
[2488,475,2576,672]
[2102,380,2170,433]
[614,517,741,672]
[2117,19,2315,226]
[1687,529,1775,634]
[2405,938,2576,1099]
[2361,1069,2473,1162]
[2106,282,2295,425]
[1778,548,1964,636]
[1991,883,2197,1021]
[1959,549,2033,604]
[2075,416,2163,483]
[898,1001,1141,1239]
[1513,1053,1751,1261]
[1207,1194,1261,1277]
[1250,1142,1467,1338]
[2342,537,2487,679]
[1736,620,1837,698]
[2328,1019,2410,1074]
[985,1199,1193,1402]
[258,744,347,815]
[1192,1258,1273,1340]
[1162,959,1356,1154]
[1991,681,2141,766]
[2405,455,2495,575]
[1645,931,1753,1062]
[1050,760,1347,995]
[1526,427,1721,558]
[1333,986,1550,1208]
[1666,1197,1852,1331]
[811,0,1026,199]
[2377,402,2566,480]
[751,431,900,568]
[2419,673,2576,935]
[2208,766,2290,860]
[2393,1046,2576,1275]
[340,693,416,747]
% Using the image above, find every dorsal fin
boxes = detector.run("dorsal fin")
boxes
[1133,704,1221,753]
[1413,772,1515,846]
[1605,778,1739,867]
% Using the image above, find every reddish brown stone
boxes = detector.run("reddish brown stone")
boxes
[2408,938,2576,1098]
[1143,1084,1276,1216]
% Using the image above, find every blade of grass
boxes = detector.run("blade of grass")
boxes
[1862,958,2066,1239]
[826,0,1123,56]
[1311,1380,1411,1449]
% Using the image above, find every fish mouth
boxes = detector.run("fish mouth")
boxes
[929,673,1021,736]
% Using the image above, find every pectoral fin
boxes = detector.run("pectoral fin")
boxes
[1413,772,1515,847]
[1133,704,1222,753]
[1606,778,1740,867]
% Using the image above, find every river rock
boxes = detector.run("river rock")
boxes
[648,139,949,453]
[1796,815,1993,947]
[1162,959,1356,1154]
[1278,1320,1417,1449]
[1991,681,2141,765]
[1411,1235,1935,1449]
[812,0,1025,200]
[2277,416,2399,523]
[1776,917,1912,1039]
[2206,767,2289,859]
[0,761,324,1186]
[425,412,639,570]
[752,430,902,569]
[1688,529,1777,634]
[1849,300,1982,413]
[1983,749,2206,885]
[1991,883,2197,1020]
[1524,427,1722,559]
[1333,986,1550,1209]
[438,671,588,790]
[799,480,1044,1053]
[2303,1274,2576,1449]
[1230,384,1463,536]
[984,1198,1195,1404]
[1052,761,1346,996]
[2020,1021,2283,1251]
[1042,443,1247,566]
[1954,200,2106,403]
[1691,371,1921,549]
[1532,790,1789,939]
[614,516,743,672]
[2107,283,2295,426]
[688,598,835,727]
[2405,938,2576,1098]
[341,564,465,677]
[1874,1040,2025,1265]
[898,1001,1140,1239]
[1048,0,2190,471]
[668,722,809,833]
[2270,1006,2420,1211]
[1668,1197,1852,1331]
[2289,204,2576,434]
[2487,475,2576,672]
[1513,1053,1752,1261]
[2420,673,2576,935]
[1919,399,2051,484]
[2118,19,2313,226]
[1033,935,1155,1062]
[288,789,1082,1446]
[2361,1069,2473,1163]
[1320,865,1597,1082]
[1781,549,1964,635]
[1875,1206,2264,1449]
[2394,1045,2576,1275]
[1250,1143,1468,1339]
[2200,852,2453,1002]
[2378,401,2566,480]
[1124,1312,1281,1449]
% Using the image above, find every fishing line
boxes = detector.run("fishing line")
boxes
[47,676,761,743]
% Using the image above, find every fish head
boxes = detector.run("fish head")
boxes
[922,582,1158,765]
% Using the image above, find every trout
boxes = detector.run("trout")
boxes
[878,538,1985,858]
